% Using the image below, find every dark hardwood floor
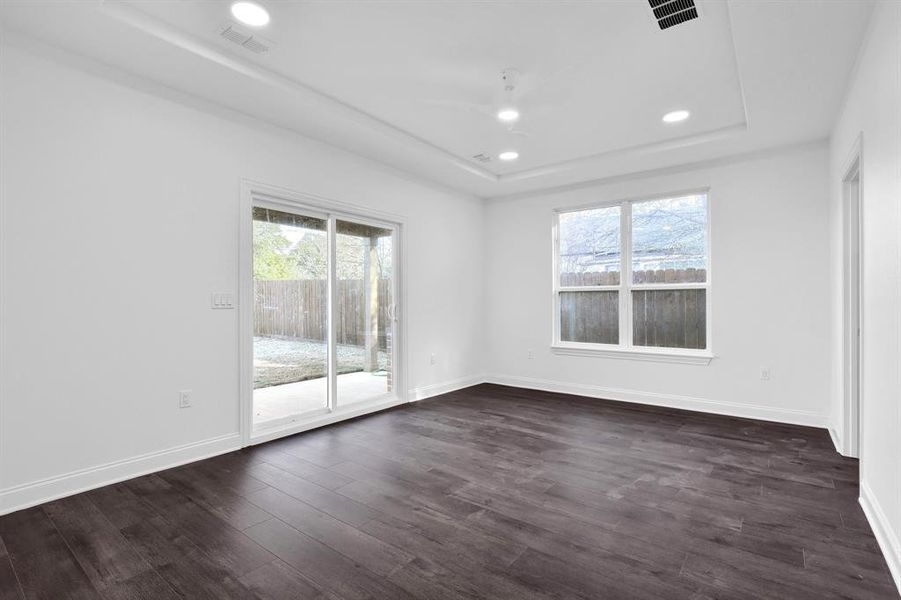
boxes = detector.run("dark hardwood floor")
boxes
[0,384,896,599]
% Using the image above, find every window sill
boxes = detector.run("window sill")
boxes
[551,344,713,365]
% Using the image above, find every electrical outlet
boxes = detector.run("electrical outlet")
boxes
[179,390,193,408]
[527,349,535,360]
[760,368,771,381]
[430,353,437,366]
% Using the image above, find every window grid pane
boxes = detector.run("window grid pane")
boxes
[558,206,621,287]
[560,291,619,345]
[632,289,706,350]
[631,195,707,284]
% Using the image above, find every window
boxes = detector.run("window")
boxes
[554,192,710,358]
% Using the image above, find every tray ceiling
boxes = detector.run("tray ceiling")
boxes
[0,0,876,198]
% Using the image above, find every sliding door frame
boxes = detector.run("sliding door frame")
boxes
[238,179,407,447]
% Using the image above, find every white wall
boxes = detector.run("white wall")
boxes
[483,144,832,427]
[829,1,901,589]
[0,42,484,513]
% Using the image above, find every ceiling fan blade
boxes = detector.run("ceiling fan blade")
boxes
[419,98,478,109]
[418,98,495,118]
[515,65,578,106]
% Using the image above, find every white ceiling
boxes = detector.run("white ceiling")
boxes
[0,0,875,198]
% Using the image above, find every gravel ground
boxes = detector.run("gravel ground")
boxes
[254,336,388,389]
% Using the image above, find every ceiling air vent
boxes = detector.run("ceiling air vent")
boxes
[648,0,698,30]
[472,153,492,163]
[241,37,270,54]
[219,24,271,54]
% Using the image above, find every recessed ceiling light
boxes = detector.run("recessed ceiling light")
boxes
[231,1,270,27]
[497,108,520,123]
[499,151,519,161]
[662,109,690,124]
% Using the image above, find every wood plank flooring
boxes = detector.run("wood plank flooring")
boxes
[0,384,897,599]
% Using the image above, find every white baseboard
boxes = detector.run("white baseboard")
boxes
[829,426,843,454]
[407,375,486,402]
[0,433,241,517]
[484,374,828,428]
[859,482,901,596]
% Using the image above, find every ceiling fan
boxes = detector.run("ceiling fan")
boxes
[420,66,575,137]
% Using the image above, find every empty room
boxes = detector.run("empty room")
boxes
[0,0,900,598]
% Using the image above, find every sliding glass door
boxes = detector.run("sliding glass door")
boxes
[335,220,394,407]
[250,200,399,434]
[252,207,330,427]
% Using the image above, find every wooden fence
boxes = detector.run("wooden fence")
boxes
[560,268,707,349]
[254,279,391,348]
[632,288,706,350]
[560,267,706,287]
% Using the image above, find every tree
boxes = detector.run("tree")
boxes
[286,232,366,279]
[253,221,295,280]
[253,221,392,281]
[290,232,327,278]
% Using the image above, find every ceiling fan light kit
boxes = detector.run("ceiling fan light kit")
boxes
[497,107,520,123]
[662,109,691,123]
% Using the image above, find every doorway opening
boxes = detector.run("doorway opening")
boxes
[842,152,861,458]
[241,185,402,443]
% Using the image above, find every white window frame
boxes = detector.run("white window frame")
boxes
[551,188,713,365]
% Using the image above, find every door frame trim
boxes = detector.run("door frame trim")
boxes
[238,179,408,447]
[840,134,863,459]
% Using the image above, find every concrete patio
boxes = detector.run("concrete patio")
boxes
[253,371,390,425]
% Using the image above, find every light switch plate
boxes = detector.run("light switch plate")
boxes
[211,292,235,309]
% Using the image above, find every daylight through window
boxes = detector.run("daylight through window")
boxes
[555,193,709,352]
